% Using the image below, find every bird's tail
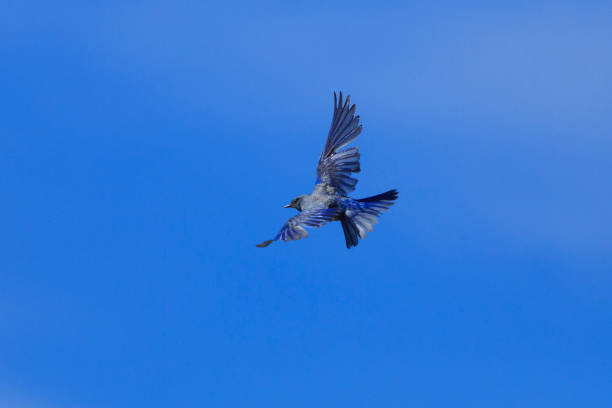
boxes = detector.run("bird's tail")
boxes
[341,189,398,248]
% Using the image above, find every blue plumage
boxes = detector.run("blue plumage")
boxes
[257,92,398,249]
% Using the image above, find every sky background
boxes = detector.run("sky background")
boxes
[2,1,612,407]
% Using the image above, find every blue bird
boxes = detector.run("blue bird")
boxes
[257,92,398,249]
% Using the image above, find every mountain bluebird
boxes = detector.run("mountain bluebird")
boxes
[257,92,398,249]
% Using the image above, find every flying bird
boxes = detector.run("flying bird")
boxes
[257,92,398,249]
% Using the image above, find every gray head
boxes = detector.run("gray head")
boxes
[284,195,305,211]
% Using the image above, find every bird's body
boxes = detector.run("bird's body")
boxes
[298,184,335,211]
[257,92,398,249]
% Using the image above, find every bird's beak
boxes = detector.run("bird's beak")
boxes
[284,203,292,208]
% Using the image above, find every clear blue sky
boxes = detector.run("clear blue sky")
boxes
[2,1,612,407]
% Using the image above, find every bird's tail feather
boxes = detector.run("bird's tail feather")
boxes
[341,189,398,248]
[356,189,399,203]
[340,214,360,248]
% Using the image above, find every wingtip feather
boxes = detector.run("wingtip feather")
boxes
[256,240,274,248]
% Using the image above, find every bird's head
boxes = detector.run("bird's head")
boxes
[284,196,304,211]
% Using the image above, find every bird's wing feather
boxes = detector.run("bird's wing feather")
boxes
[256,208,340,247]
[316,92,362,195]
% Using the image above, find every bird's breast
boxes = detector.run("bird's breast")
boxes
[300,193,333,211]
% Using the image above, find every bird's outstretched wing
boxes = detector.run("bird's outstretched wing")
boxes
[316,91,362,195]
[256,208,340,248]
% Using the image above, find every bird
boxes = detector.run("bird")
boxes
[256,92,398,249]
